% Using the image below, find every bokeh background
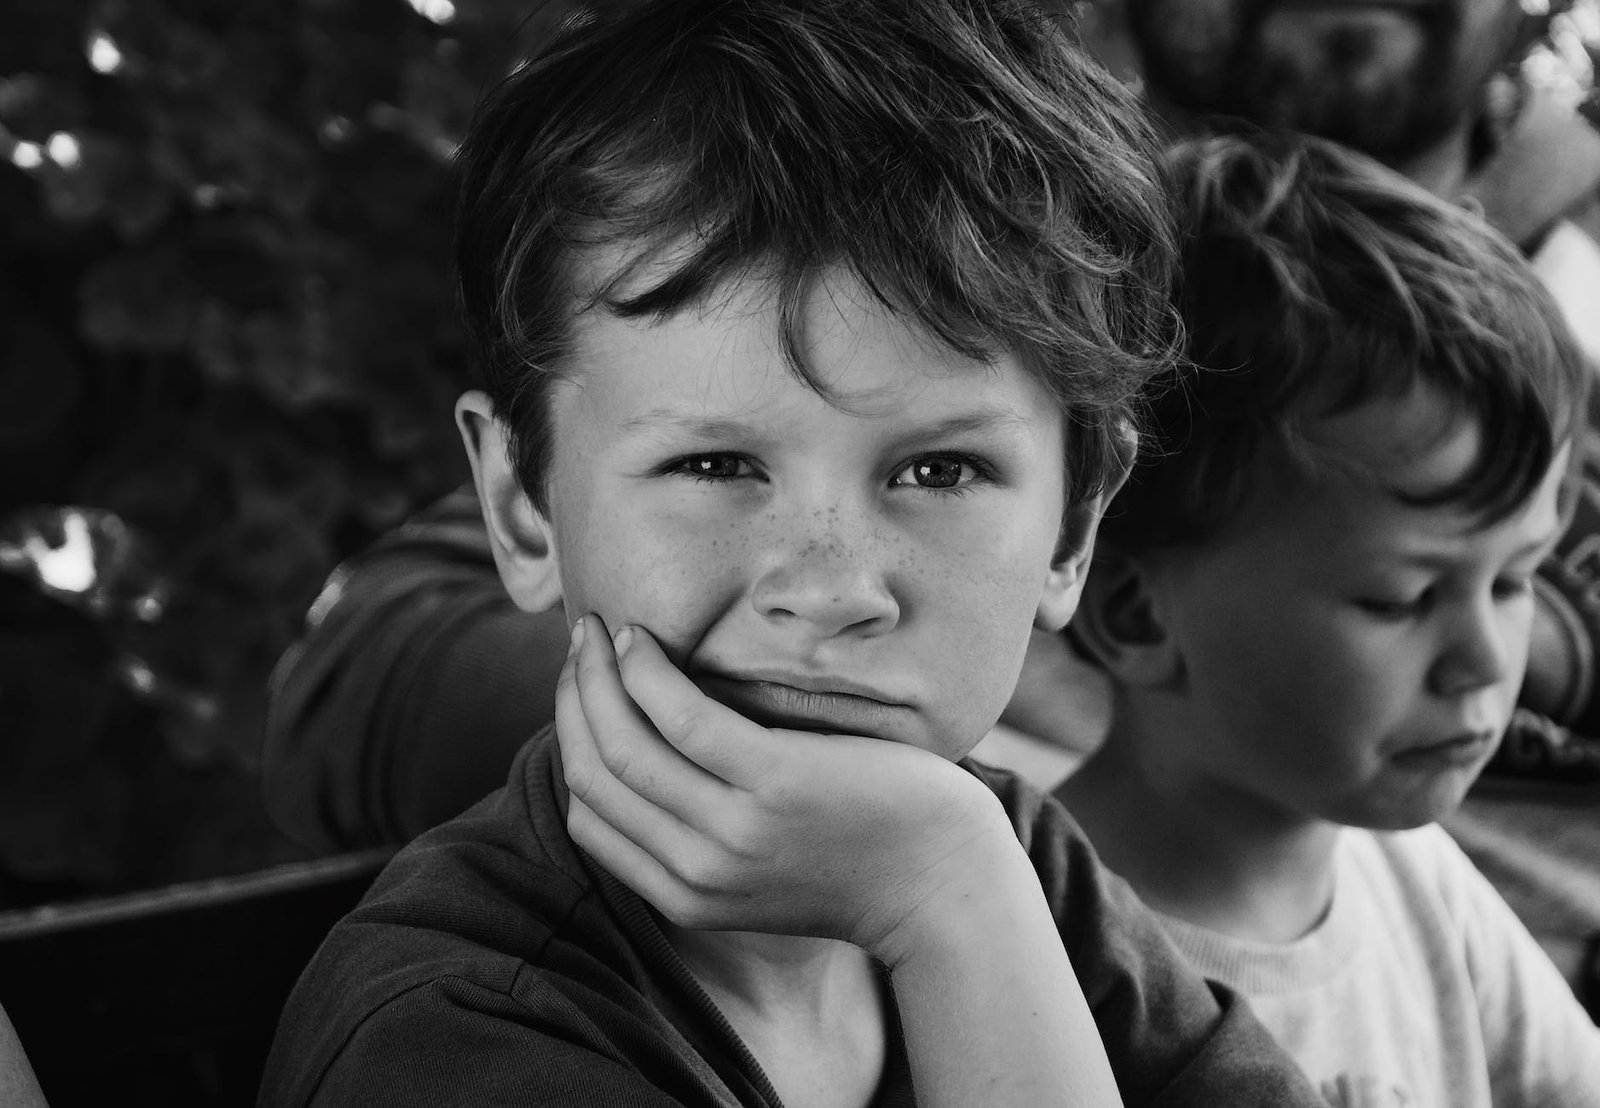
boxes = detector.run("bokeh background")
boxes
[0,0,623,909]
[3,0,1597,916]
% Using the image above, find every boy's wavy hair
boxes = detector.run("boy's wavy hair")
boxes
[1104,128,1591,553]
[453,0,1180,515]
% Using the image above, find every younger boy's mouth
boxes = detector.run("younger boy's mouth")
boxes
[1390,730,1499,770]
[692,672,905,737]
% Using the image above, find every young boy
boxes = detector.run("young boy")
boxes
[1059,129,1600,1107]
[259,2,1327,1105]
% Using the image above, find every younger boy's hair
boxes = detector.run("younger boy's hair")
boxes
[1102,129,1591,554]
[453,0,1180,516]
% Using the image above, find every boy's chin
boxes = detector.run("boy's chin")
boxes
[1329,779,1479,833]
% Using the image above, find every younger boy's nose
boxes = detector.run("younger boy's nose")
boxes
[749,529,901,639]
[1430,598,1518,699]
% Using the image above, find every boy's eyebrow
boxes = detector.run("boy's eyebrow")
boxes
[1507,525,1564,562]
[1377,524,1563,569]
[619,411,766,438]
[619,407,1035,440]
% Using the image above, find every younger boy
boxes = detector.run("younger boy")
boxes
[1059,129,1600,1107]
[259,1,1326,1105]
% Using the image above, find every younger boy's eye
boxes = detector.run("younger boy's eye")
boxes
[1492,575,1535,602]
[890,454,985,491]
[1355,590,1431,620]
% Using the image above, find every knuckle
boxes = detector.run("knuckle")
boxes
[658,892,713,931]
[559,745,600,802]
[660,699,707,744]
[667,844,732,906]
[597,737,636,781]
[555,655,579,694]
[563,802,595,849]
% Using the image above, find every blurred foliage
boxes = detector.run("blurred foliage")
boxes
[0,0,615,905]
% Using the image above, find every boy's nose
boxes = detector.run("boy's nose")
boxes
[1430,598,1518,698]
[749,528,901,639]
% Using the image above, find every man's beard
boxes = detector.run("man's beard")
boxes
[1127,0,1483,164]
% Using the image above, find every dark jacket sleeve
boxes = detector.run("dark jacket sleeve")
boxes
[261,483,569,852]
[969,762,1330,1106]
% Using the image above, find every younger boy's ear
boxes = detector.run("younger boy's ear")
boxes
[1070,550,1181,688]
[455,390,564,613]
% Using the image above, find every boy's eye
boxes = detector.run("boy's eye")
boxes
[671,454,753,481]
[891,454,984,491]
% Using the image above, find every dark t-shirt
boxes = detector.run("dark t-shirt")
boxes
[260,730,1325,1107]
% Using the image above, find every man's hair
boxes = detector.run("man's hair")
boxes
[1102,129,1591,553]
[454,0,1179,514]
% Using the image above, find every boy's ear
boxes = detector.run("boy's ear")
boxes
[1035,425,1137,633]
[1035,496,1113,634]
[455,390,564,613]
[1069,549,1182,688]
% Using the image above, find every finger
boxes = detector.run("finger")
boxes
[565,794,717,931]
[611,623,779,790]
[569,615,732,825]
[556,638,707,863]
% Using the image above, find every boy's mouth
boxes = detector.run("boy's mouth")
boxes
[1391,730,1499,770]
[693,672,905,737]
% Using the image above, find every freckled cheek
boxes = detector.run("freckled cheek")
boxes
[576,513,755,643]
[923,544,1047,685]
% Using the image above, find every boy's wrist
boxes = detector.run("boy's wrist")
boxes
[868,796,1037,971]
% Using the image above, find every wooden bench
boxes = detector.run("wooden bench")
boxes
[0,849,391,1105]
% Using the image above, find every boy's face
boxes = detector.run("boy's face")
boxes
[524,268,1095,760]
[1142,383,1567,830]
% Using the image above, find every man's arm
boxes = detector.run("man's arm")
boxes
[262,483,566,851]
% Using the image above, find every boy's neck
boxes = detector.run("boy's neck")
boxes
[664,926,875,1009]
[662,928,889,1037]
[662,925,889,1108]
[1056,717,1342,945]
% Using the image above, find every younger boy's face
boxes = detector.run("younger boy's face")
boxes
[531,268,1089,760]
[1144,384,1567,830]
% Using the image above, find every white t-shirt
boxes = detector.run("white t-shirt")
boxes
[1155,825,1600,1108]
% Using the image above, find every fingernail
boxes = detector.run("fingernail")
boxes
[612,625,633,657]
[569,617,585,655]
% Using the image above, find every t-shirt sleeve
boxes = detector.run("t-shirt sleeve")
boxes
[968,763,1329,1107]
[1426,828,1600,1107]
[261,483,568,852]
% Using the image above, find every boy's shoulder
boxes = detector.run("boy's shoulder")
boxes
[258,732,666,1106]
[1152,825,1591,1107]
[1149,826,1493,993]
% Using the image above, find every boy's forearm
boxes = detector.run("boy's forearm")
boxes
[887,820,1123,1108]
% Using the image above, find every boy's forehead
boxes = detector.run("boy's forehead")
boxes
[1302,384,1481,503]
[566,249,1023,408]
[1199,391,1479,545]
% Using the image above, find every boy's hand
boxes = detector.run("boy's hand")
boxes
[556,613,1021,964]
